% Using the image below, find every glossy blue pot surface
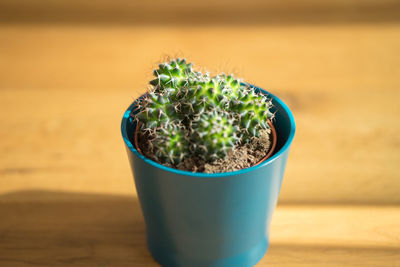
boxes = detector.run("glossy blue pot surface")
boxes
[121,86,295,267]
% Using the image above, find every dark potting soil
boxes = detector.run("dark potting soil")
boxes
[137,129,271,173]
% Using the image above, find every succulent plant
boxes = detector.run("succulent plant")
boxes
[150,124,189,165]
[134,58,274,166]
[191,110,239,161]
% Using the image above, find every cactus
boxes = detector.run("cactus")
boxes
[191,110,239,161]
[134,58,273,166]
[150,124,189,165]
[231,86,274,138]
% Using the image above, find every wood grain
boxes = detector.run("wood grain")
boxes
[1,0,400,25]
[1,6,400,265]
[0,24,399,204]
[0,191,399,266]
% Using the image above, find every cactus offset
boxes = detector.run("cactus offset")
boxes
[134,58,274,166]
[150,125,189,165]
[231,86,274,139]
[191,110,239,160]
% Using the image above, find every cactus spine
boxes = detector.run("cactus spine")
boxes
[134,59,273,166]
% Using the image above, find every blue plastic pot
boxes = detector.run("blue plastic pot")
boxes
[121,86,295,267]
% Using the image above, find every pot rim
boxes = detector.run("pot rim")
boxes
[121,85,296,178]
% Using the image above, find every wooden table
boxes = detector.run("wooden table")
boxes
[1,1,400,265]
[1,192,399,266]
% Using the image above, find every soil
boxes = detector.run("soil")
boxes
[137,129,272,173]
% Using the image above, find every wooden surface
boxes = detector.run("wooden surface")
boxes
[0,191,399,266]
[1,1,400,265]
[1,24,399,204]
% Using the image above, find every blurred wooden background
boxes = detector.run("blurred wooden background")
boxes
[0,0,399,266]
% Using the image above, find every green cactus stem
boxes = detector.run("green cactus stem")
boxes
[134,58,273,166]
